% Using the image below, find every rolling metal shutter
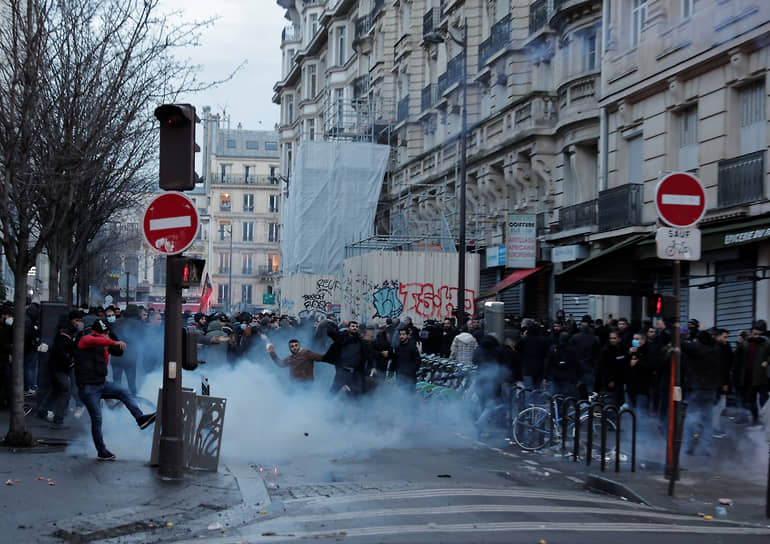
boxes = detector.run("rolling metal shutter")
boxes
[561,294,591,320]
[715,262,755,344]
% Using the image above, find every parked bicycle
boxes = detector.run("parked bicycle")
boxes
[512,391,617,455]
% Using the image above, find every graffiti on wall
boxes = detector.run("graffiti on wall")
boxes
[302,278,341,312]
[371,280,403,319]
[398,282,475,322]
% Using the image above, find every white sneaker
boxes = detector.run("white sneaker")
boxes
[73,407,85,419]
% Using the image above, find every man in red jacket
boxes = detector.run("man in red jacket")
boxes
[75,318,156,461]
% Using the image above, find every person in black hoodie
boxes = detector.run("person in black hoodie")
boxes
[515,325,549,391]
[597,331,626,407]
[546,332,580,398]
[681,330,722,456]
[391,328,421,389]
[324,321,369,397]
[625,332,654,418]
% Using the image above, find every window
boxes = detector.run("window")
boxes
[631,0,647,46]
[265,141,278,151]
[582,31,597,72]
[219,193,231,211]
[217,284,229,304]
[285,94,294,124]
[242,253,253,275]
[242,221,254,242]
[268,254,280,272]
[679,106,698,171]
[336,26,346,66]
[218,252,230,274]
[227,139,236,148]
[268,223,280,242]
[286,142,293,178]
[246,140,258,150]
[308,118,315,141]
[307,64,317,98]
[218,221,231,241]
[269,195,280,213]
[244,165,251,182]
[739,81,765,154]
[269,166,278,183]
[626,133,643,184]
[310,13,318,37]
[243,194,254,212]
[220,164,228,182]
[682,0,694,19]
[335,87,344,128]
[241,284,253,305]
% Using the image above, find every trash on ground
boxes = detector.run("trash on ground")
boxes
[437,474,451,478]
[5,480,13,486]
[703,515,713,520]
[715,507,727,518]
[718,498,732,506]
[208,522,223,530]
[48,481,55,486]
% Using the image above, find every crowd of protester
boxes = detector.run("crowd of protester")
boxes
[1,298,767,458]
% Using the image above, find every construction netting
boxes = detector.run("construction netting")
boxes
[282,141,390,275]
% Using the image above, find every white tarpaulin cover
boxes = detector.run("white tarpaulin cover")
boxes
[282,141,389,275]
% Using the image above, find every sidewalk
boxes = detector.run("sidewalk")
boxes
[0,406,244,543]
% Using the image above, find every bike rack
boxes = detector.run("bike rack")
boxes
[572,399,592,462]
[559,397,578,454]
[585,401,605,466]
[618,407,637,472]
[600,404,619,472]
[550,394,565,447]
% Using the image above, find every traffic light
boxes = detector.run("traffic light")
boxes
[649,294,677,321]
[170,257,206,288]
[154,103,200,191]
[181,327,198,371]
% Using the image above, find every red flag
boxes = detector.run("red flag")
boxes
[199,273,213,313]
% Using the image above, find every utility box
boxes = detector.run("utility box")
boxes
[484,301,505,341]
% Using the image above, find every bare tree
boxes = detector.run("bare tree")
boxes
[0,0,230,445]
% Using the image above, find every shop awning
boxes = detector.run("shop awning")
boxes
[555,234,653,295]
[478,265,547,300]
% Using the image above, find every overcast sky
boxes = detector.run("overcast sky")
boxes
[159,0,287,131]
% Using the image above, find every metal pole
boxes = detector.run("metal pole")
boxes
[125,271,130,306]
[666,260,682,481]
[457,25,467,327]
[159,255,183,480]
[228,226,233,315]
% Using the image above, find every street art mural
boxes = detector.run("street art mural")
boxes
[371,280,403,319]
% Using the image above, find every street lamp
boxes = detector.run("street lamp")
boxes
[424,23,468,327]
[227,224,233,315]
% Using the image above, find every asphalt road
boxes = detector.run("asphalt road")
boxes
[168,426,770,544]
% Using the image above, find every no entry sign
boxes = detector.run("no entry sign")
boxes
[655,172,706,228]
[142,191,199,255]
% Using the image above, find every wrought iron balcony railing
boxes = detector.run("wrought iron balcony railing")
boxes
[717,150,765,208]
[211,174,275,186]
[558,199,597,231]
[478,14,511,67]
[423,8,440,39]
[598,184,643,231]
[397,96,410,122]
[529,0,548,34]
[421,83,438,112]
[355,13,373,40]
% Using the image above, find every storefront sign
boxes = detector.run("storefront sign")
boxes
[506,215,536,268]
[656,227,701,261]
[724,226,770,246]
[551,244,588,263]
[486,245,506,267]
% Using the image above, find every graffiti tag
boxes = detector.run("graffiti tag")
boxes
[398,282,476,321]
[371,280,403,319]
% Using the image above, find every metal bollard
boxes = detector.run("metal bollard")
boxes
[560,397,578,455]
[585,402,604,466]
[601,404,619,472]
[574,399,591,462]
[618,407,637,472]
[550,394,565,447]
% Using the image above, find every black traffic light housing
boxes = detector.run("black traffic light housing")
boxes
[155,103,200,191]
[181,327,198,371]
[649,294,677,322]
[169,257,205,288]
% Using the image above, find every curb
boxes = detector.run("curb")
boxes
[584,474,653,506]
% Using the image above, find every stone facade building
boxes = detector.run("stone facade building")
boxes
[274,0,769,332]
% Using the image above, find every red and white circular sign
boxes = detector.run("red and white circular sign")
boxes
[142,191,199,255]
[655,172,706,228]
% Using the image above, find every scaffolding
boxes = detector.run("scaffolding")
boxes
[322,95,394,145]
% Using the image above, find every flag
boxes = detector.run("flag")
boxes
[199,273,213,313]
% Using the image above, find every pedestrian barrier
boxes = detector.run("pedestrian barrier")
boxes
[560,396,578,453]
[585,400,605,466]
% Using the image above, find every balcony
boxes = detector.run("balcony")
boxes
[423,8,440,40]
[257,265,274,277]
[558,199,597,231]
[302,0,325,6]
[438,53,464,95]
[717,150,765,208]
[397,96,410,123]
[353,75,369,99]
[529,0,548,34]
[211,174,275,186]
[478,14,511,67]
[355,13,373,40]
[598,184,643,231]
[558,73,598,111]
[281,25,299,42]
[421,83,438,112]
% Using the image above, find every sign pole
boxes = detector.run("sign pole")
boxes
[666,259,683,488]
[158,255,184,480]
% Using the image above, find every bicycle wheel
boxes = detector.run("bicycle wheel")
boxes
[513,406,551,451]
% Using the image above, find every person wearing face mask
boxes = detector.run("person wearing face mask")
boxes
[38,310,84,429]
[625,332,654,418]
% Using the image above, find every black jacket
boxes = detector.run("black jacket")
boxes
[597,343,626,392]
[392,340,421,382]
[49,326,78,374]
[682,336,723,391]
[546,342,580,383]
[324,326,368,372]
[515,331,549,380]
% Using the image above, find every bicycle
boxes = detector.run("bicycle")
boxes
[512,391,617,453]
